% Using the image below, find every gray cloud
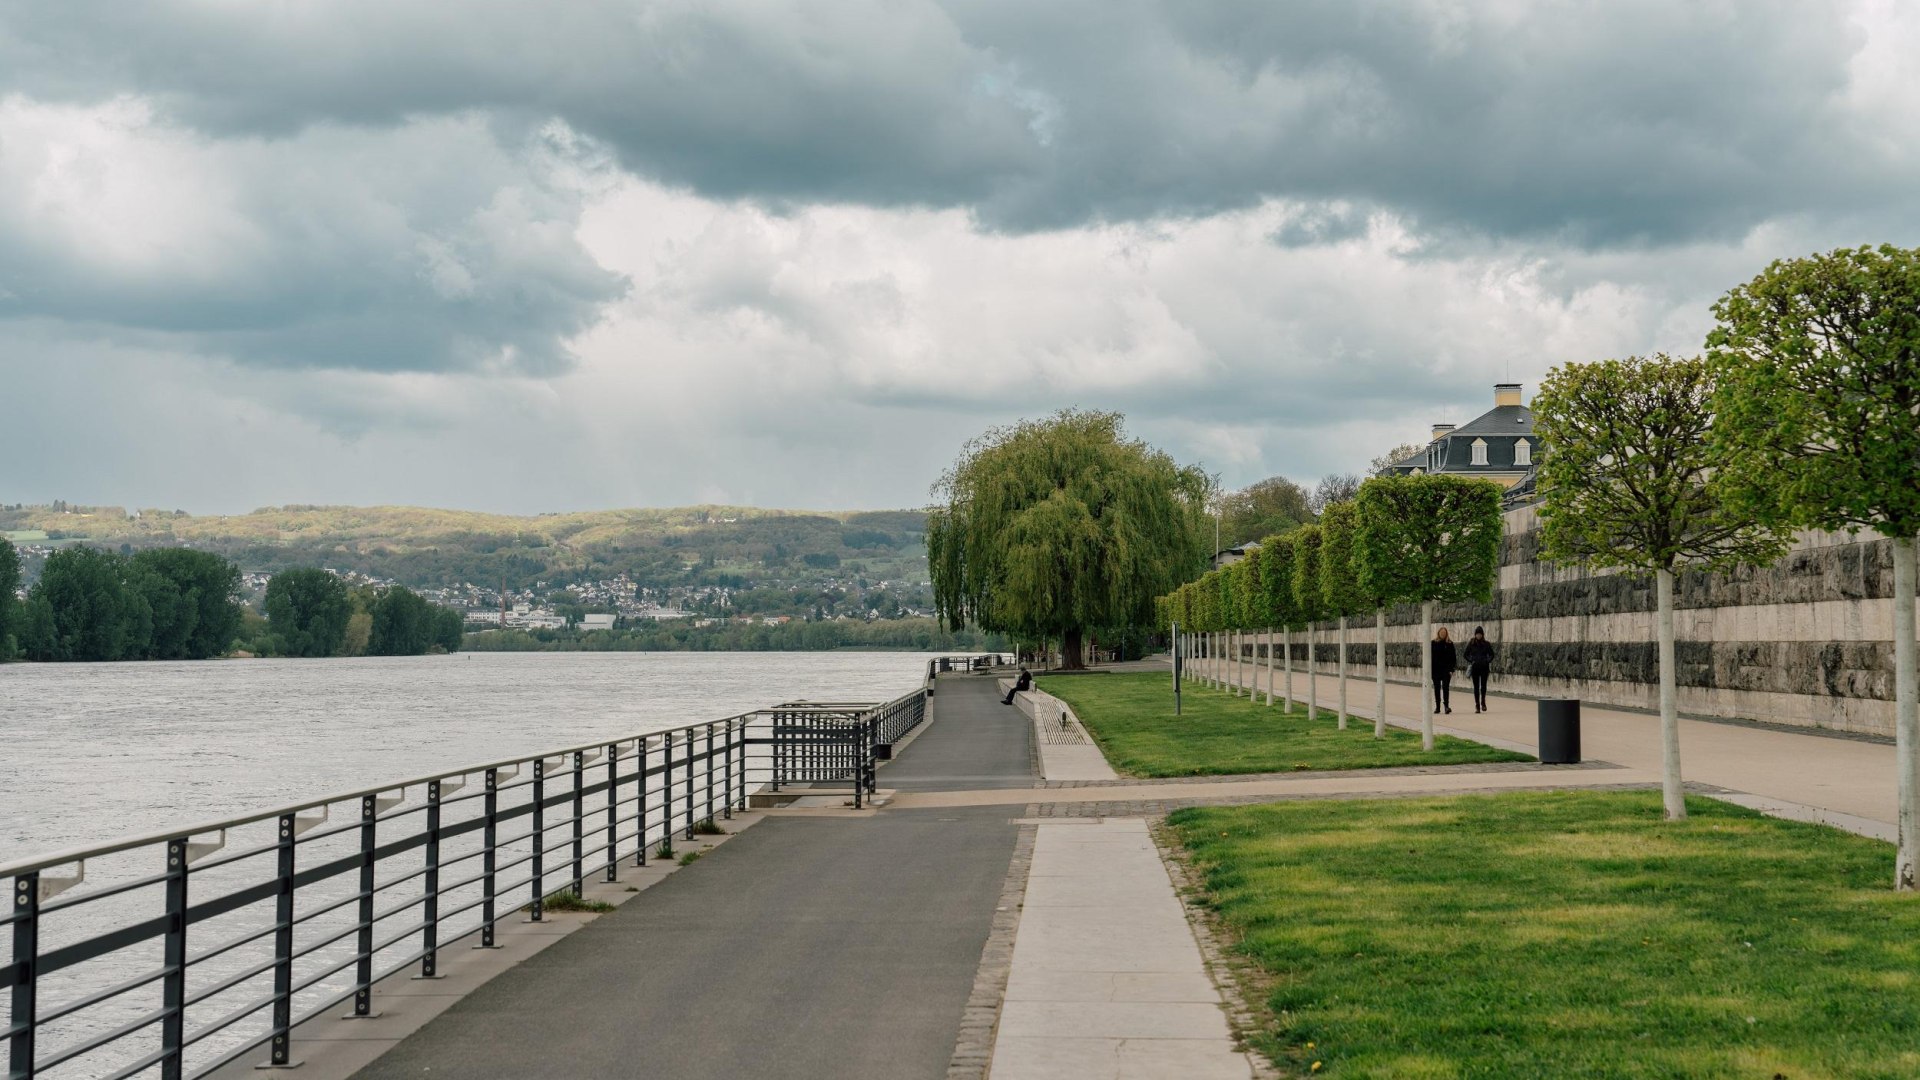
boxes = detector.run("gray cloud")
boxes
[0,0,1904,243]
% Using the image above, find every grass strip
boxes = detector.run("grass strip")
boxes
[1038,672,1529,776]
[1169,791,1920,1079]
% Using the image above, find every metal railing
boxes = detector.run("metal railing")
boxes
[2,687,929,1080]
[922,654,1013,688]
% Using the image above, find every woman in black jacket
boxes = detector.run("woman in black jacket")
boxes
[1464,626,1494,713]
[1430,627,1457,714]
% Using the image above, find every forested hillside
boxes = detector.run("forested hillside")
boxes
[0,503,930,597]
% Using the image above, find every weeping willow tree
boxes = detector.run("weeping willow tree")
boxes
[928,410,1212,669]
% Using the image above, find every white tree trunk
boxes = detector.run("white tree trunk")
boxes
[1307,623,1318,721]
[1658,568,1686,820]
[1374,607,1388,739]
[1894,536,1917,890]
[1283,629,1293,714]
[1233,630,1242,695]
[1265,628,1275,706]
[1420,600,1434,751]
[1337,615,1350,730]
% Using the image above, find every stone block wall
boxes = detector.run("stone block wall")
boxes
[1233,504,1918,736]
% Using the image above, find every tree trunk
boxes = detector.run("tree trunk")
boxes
[1657,568,1685,821]
[1337,615,1349,730]
[1420,600,1434,751]
[1265,628,1275,706]
[1062,627,1086,671]
[1895,536,1917,890]
[1282,629,1293,714]
[1230,630,1240,695]
[1307,623,1318,721]
[1374,607,1387,739]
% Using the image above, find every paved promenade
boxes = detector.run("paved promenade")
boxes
[1199,653,1900,829]
[352,676,1033,1080]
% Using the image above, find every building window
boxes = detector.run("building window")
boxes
[1514,439,1532,466]
[1471,438,1488,466]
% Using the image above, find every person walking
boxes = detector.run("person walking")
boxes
[1430,627,1457,715]
[1464,626,1494,713]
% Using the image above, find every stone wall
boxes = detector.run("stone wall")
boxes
[1235,504,1918,737]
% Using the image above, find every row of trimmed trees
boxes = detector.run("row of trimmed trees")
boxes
[1160,243,1920,892]
[1157,473,1505,749]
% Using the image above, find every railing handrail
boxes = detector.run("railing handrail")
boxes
[0,707,784,881]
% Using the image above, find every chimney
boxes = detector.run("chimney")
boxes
[1431,423,1456,441]
[1495,383,1523,408]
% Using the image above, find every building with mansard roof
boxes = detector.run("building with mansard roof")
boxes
[1379,383,1539,503]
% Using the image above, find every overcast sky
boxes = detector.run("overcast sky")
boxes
[4,0,1917,515]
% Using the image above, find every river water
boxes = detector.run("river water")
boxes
[2,651,936,1078]
[1,651,932,866]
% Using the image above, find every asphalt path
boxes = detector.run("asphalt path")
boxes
[353,675,1033,1080]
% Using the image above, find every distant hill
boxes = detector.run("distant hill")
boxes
[0,503,931,599]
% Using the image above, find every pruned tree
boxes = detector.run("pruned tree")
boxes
[1291,525,1327,721]
[928,410,1212,669]
[1355,474,1504,749]
[1256,530,1302,711]
[1535,355,1788,820]
[1318,501,1371,730]
[1707,244,1920,880]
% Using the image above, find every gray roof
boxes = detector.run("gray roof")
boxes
[1446,404,1534,438]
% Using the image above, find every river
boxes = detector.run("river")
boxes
[0,651,932,867]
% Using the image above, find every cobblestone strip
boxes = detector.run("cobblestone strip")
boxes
[1150,817,1282,1080]
[947,815,1039,1080]
[1040,759,1620,789]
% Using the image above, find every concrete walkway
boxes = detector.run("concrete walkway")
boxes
[990,819,1254,1079]
[1198,654,1901,828]
[348,674,1036,1080]
[1003,680,1122,782]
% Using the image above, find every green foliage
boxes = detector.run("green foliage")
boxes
[1534,355,1788,574]
[927,410,1211,665]
[1353,474,1504,606]
[1254,530,1302,630]
[0,538,19,660]
[1217,476,1313,549]
[1039,673,1526,776]
[1706,244,1920,541]
[1316,501,1371,615]
[22,547,150,661]
[1171,792,1920,1077]
[265,569,352,658]
[128,548,243,659]
[1290,524,1327,625]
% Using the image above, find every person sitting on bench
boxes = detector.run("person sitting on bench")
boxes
[1002,666,1032,705]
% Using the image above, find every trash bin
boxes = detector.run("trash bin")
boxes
[1538,699,1581,764]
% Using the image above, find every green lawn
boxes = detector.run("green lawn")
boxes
[1037,672,1529,776]
[1169,792,1920,1079]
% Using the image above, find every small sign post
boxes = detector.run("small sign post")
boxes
[1171,621,1182,716]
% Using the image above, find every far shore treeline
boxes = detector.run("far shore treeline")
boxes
[0,539,462,662]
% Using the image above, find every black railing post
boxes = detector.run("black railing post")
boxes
[852,719,865,810]
[605,743,620,882]
[9,872,38,1080]
[704,723,716,827]
[530,761,546,921]
[683,729,696,842]
[419,781,443,979]
[571,752,586,895]
[480,769,499,948]
[722,721,734,820]
[635,739,649,867]
[160,837,188,1080]
[268,814,298,1066]
[351,797,377,1018]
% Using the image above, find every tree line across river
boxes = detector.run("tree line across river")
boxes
[0,540,462,662]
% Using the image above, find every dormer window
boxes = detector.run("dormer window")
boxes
[1471,438,1489,466]
[1514,439,1532,466]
